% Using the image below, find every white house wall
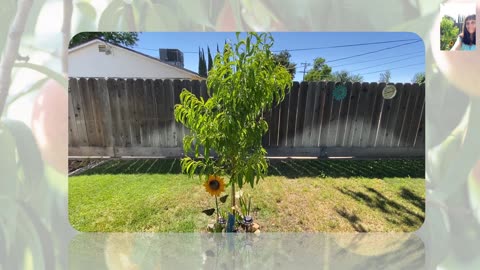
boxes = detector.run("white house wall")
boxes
[68,41,198,79]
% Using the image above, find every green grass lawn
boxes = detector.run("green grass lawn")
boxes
[69,159,425,232]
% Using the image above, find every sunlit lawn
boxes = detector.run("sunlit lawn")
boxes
[69,159,425,232]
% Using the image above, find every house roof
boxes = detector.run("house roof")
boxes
[68,38,205,79]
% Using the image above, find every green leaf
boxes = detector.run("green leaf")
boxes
[74,1,98,31]
[202,208,215,216]
[0,122,17,198]
[219,194,228,203]
[3,120,45,198]
[0,121,17,250]
[98,0,129,30]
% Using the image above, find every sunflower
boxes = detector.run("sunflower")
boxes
[204,175,225,196]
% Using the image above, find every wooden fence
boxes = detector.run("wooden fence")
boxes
[68,78,425,158]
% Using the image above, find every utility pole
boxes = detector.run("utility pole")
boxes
[300,62,311,81]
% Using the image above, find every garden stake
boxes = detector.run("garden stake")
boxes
[215,195,219,220]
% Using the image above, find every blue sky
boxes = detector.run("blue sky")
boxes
[133,32,425,83]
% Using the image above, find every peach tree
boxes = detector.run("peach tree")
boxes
[174,32,292,214]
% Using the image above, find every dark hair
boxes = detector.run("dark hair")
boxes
[461,14,476,45]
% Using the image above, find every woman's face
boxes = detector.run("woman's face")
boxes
[466,18,476,35]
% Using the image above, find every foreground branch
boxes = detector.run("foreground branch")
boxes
[62,0,73,75]
[0,0,34,115]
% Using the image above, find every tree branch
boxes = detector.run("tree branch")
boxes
[62,0,73,76]
[0,0,34,116]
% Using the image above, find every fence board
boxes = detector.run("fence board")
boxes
[360,82,379,147]
[278,86,292,146]
[68,84,79,146]
[326,82,339,147]
[406,84,425,147]
[77,78,99,146]
[351,83,369,146]
[269,103,281,147]
[294,82,309,146]
[97,79,114,154]
[87,78,105,146]
[118,79,132,147]
[163,80,176,147]
[301,81,316,146]
[68,78,425,158]
[368,83,386,147]
[384,83,404,147]
[136,80,147,146]
[154,80,168,147]
[344,82,361,147]
[398,83,415,147]
[337,82,352,147]
[173,79,183,147]
[287,82,300,147]
[392,83,410,147]
[69,79,89,146]
[124,79,139,146]
[143,79,155,147]
[319,82,333,147]
[414,101,425,148]
[375,84,395,147]
[150,79,161,147]
[314,82,327,147]
[107,79,122,149]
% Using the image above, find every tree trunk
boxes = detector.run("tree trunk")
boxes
[231,180,235,213]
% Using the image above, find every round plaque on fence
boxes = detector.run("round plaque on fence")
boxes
[333,85,347,101]
[382,85,397,99]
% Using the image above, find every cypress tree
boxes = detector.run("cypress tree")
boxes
[208,46,214,72]
[198,47,202,75]
[200,48,207,77]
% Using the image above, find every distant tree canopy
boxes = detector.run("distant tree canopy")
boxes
[440,16,459,50]
[304,57,333,81]
[69,32,139,48]
[272,50,296,78]
[331,70,363,83]
[412,72,425,84]
[379,70,392,83]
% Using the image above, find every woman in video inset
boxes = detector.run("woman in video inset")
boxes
[451,14,476,51]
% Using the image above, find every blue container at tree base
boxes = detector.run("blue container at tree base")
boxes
[226,213,235,232]
[243,216,253,226]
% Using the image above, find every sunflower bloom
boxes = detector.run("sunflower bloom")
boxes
[204,175,225,196]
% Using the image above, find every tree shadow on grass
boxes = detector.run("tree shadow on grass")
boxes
[267,159,425,179]
[334,206,367,232]
[335,186,425,231]
[75,159,184,175]
[399,188,425,211]
[73,158,425,179]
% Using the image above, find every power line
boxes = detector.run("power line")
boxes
[325,40,422,63]
[358,62,425,76]
[270,39,421,52]
[132,38,422,54]
[348,55,424,73]
[135,47,197,53]
[330,51,424,68]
